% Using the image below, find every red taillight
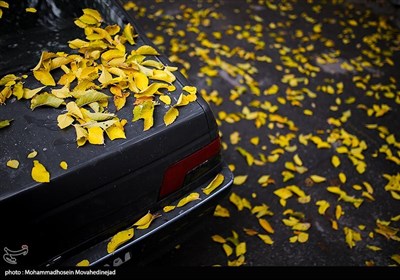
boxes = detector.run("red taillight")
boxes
[159,137,221,199]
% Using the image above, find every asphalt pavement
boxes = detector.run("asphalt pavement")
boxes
[121,0,400,269]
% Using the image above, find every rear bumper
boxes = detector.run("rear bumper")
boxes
[49,163,233,267]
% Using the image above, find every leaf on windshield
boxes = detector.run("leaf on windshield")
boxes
[107,228,134,254]
[31,160,50,183]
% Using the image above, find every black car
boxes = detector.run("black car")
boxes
[0,0,233,267]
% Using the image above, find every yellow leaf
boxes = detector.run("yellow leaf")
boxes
[0,119,12,129]
[123,23,136,45]
[298,232,309,243]
[107,228,134,253]
[391,254,400,265]
[159,95,171,105]
[132,100,155,131]
[133,211,152,227]
[27,150,38,159]
[74,125,88,147]
[30,93,64,110]
[234,175,248,185]
[298,195,311,204]
[229,192,244,211]
[182,86,197,95]
[310,175,326,183]
[316,200,330,215]
[31,160,50,183]
[236,147,254,166]
[339,172,346,184]
[133,72,149,91]
[286,185,306,197]
[75,90,110,107]
[366,245,381,251]
[250,136,259,145]
[274,188,293,200]
[134,45,159,56]
[211,235,226,244]
[289,236,298,243]
[259,218,274,234]
[87,126,104,145]
[244,228,259,236]
[60,161,68,170]
[292,222,311,231]
[105,120,127,141]
[223,243,233,257]
[331,155,341,167]
[163,205,176,213]
[252,204,273,218]
[57,113,74,129]
[293,154,303,166]
[391,214,400,222]
[177,192,200,207]
[228,254,245,267]
[6,159,19,169]
[203,173,224,195]
[135,212,160,230]
[258,234,274,245]
[336,205,343,220]
[33,70,56,86]
[214,204,230,217]
[76,259,89,267]
[164,107,179,126]
[235,242,246,257]
[257,175,272,187]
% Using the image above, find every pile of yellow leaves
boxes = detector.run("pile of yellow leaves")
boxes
[1,8,198,148]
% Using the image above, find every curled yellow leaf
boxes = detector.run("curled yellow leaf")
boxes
[177,192,200,207]
[164,107,179,126]
[203,173,224,195]
[107,228,134,253]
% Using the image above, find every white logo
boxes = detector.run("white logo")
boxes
[3,245,29,265]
